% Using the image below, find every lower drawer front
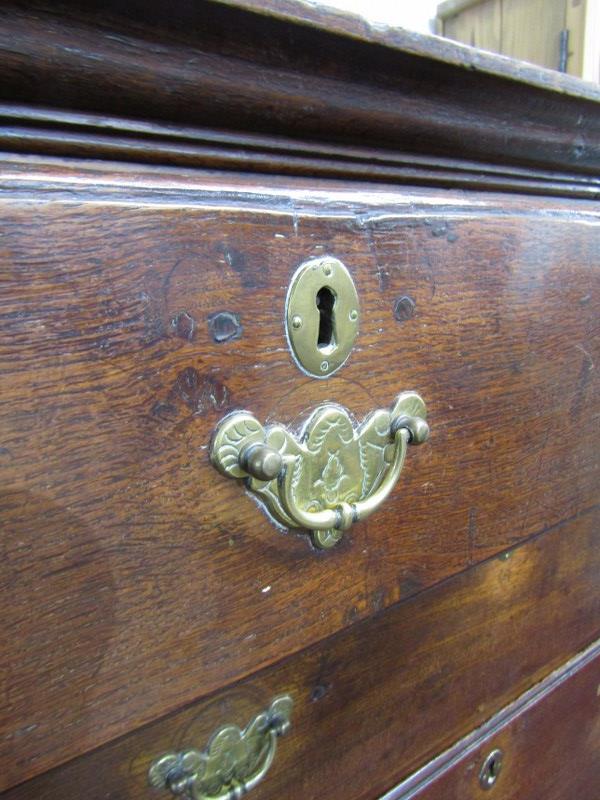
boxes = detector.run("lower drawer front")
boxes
[384,641,600,800]
[3,510,599,800]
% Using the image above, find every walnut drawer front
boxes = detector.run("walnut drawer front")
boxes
[1,160,599,791]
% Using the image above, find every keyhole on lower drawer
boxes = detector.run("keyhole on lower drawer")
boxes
[479,748,503,790]
[316,286,336,351]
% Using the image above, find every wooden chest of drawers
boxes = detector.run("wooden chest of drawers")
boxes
[0,2,598,798]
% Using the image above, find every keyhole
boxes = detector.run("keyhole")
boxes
[479,748,503,790]
[316,286,336,351]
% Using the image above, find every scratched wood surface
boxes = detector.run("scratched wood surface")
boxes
[3,508,599,799]
[0,159,599,789]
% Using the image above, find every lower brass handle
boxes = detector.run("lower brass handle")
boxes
[148,697,292,800]
[211,391,429,549]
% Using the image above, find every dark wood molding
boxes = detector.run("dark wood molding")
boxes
[214,0,600,101]
[0,1,598,187]
[0,104,599,199]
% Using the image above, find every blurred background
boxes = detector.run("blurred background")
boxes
[318,0,600,82]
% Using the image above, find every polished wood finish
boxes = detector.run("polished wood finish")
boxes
[1,158,599,789]
[1,2,599,797]
[384,640,600,800]
[3,509,599,799]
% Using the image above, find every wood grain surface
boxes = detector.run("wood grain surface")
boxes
[0,0,599,177]
[0,158,599,788]
[3,507,599,799]
[383,639,600,800]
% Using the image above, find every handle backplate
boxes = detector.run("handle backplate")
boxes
[148,696,292,800]
[211,392,429,549]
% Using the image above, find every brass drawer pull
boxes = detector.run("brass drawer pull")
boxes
[148,696,292,799]
[211,391,429,549]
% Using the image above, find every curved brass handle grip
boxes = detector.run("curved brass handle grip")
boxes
[148,697,292,800]
[211,392,429,549]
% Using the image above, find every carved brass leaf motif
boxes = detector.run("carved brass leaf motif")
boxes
[289,406,389,514]
[210,392,429,549]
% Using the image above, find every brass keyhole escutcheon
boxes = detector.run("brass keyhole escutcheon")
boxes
[479,748,504,790]
[285,256,359,378]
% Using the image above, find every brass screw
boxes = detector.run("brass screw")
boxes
[291,315,302,329]
[322,262,333,277]
[320,360,329,372]
[349,309,358,321]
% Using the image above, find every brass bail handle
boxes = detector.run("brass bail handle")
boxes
[148,697,293,800]
[278,413,428,533]
[211,391,429,549]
